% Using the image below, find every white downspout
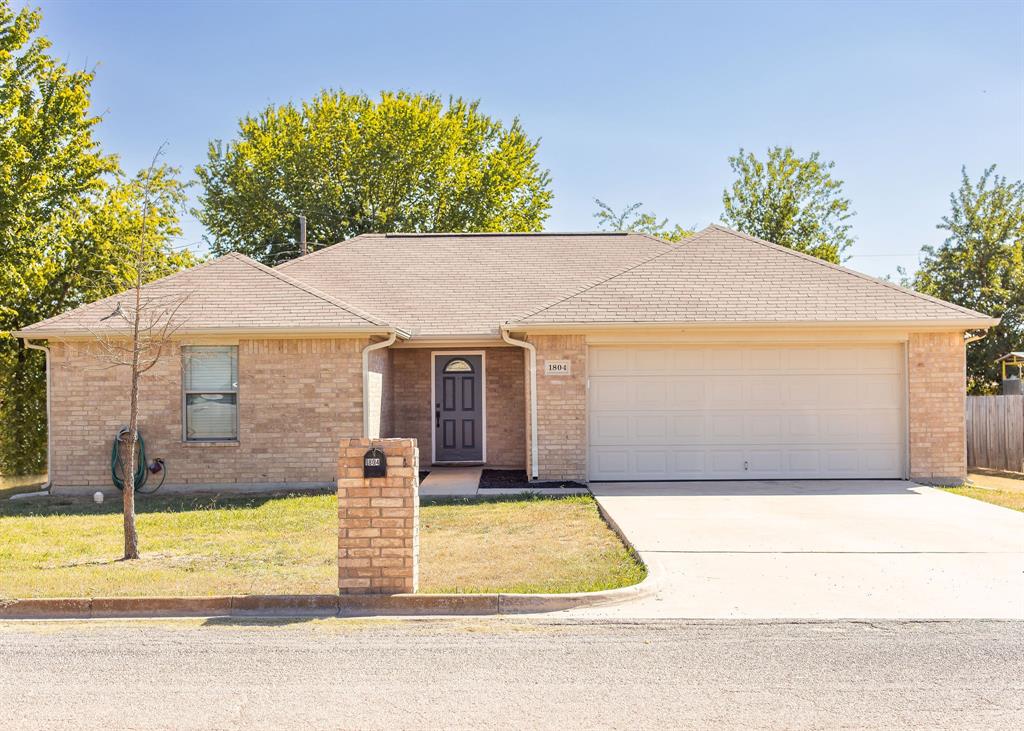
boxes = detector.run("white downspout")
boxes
[361,331,398,438]
[501,327,539,480]
[23,339,52,492]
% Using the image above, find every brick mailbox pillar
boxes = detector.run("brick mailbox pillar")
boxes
[337,437,419,594]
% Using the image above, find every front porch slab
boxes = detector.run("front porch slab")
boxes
[419,466,483,497]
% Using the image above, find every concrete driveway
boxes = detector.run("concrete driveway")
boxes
[578,480,1024,619]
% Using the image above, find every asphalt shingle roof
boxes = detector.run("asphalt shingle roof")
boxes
[277,232,672,336]
[18,225,995,339]
[510,225,994,326]
[19,252,387,336]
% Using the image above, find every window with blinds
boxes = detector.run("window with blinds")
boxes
[182,346,238,441]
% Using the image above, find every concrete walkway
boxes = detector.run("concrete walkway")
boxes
[419,467,482,497]
[418,467,591,498]
[569,480,1024,619]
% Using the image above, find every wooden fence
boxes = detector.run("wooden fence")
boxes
[966,395,1024,472]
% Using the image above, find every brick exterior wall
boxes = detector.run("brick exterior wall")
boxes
[526,334,588,481]
[908,331,967,484]
[338,437,418,594]
[46,330,968,490]
[48,337,367,491]
[366,347,393,438]
[390,347,525,467]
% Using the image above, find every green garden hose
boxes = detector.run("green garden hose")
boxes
[111,428,166,494]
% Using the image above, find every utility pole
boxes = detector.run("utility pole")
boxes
[298,214,308,256]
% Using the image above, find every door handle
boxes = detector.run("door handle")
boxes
[435,404,440,428]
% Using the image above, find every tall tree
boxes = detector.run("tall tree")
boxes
[0,3,194,474]
[914,166,1023,393]
[0,2,116,475]
[196,90,554,264]
[593,199,692,242]
[721,146,855,263]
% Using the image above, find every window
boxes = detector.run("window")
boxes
[443,358,473,373]
[182,346,238,441]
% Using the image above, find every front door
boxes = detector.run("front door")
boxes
[434,354,484,462]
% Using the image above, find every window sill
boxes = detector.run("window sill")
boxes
[182,441,240,447]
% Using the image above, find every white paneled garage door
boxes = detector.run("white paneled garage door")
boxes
[588,344,905,481]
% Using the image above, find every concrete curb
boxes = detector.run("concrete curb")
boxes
[0,579,658,619]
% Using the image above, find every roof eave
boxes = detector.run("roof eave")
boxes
[13,325,411,340]
[503,318,1001,333]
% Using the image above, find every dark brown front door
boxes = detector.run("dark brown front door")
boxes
[434,354,483,462]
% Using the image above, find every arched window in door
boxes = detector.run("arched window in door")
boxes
[443,358,474,373]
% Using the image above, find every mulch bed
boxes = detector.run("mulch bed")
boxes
[478,469,588,491]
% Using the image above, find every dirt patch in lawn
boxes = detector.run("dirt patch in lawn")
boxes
[0,474,47,501]
[967,469,1024,494]
[0,492,643,598]
[479,469,587,491]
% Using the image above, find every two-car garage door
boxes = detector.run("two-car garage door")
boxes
[588,344,905,481]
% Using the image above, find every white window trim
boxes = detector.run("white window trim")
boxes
[181,345,240,443]
[430,350,487,465]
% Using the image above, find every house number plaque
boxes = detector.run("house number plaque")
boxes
[363,448,387,478]
[544,360,572,376]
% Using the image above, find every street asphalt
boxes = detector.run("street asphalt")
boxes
[1,617,1021,730]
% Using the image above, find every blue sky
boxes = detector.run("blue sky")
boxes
[34,0,1024,278]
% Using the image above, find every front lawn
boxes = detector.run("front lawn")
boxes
[0,492,644,599]
[941,485,1024,513]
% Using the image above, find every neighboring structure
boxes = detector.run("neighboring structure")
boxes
[997,352,1024,395]
[15,225,998,491]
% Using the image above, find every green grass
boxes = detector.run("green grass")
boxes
[941,485,1024,513]
[420,494,646,594]
[0,492,644,599]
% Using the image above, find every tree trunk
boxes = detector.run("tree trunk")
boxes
[122,267,143,561]
[122,366,141,560]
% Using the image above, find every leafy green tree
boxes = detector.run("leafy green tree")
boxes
[913,166,1023,393]
[0,3,195,474]
[196,90,554,264]
[593,199,692,242]
[721,146,855,263]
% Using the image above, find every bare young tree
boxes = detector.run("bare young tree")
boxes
[88,147,190,560]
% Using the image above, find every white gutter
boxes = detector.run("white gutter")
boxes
[22,339,52,492]
[361,331,399,438]
[12,325,410,340]
[501,327,539,480]
[503,318,1002,333]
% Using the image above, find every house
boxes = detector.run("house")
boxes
[15,225,998,492]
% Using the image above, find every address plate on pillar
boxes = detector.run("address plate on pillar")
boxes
[363,448,387,478]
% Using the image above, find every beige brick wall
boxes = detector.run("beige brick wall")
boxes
[366,347,393,438]
[907,331,967,484]
[338,437,418,594]
[526,335,588,481]
[390,347,525,467]
[49,337,367,490]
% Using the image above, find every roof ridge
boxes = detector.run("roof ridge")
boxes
[274,234,368,271]
[382,231,630,238]
[707,224,991,320]
[508,225,717,323]
[234,253,391,327]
